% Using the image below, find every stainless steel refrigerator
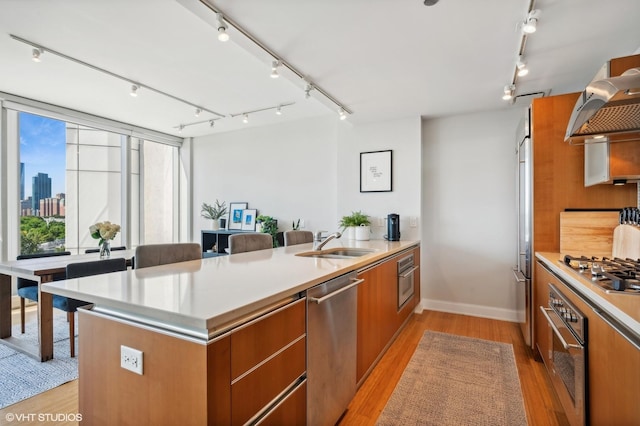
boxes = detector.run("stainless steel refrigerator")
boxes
[514,106,532,348]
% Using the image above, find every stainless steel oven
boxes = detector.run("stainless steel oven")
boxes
[397,254,417,309]
[539,284,587,426]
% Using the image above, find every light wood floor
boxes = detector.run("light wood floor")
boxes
[0,310,568,425]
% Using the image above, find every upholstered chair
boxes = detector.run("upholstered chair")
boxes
[228,233,273,254]
[283,230,314,246]
[64,258,128,357]
[134,243,202,269]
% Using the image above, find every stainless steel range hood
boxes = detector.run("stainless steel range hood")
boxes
[565,67,640,144]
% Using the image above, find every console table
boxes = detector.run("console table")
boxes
[201,230,284,257]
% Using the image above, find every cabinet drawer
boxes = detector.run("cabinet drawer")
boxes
[231,298,305,379]
[231,337,306,426]
[255,380,306,426]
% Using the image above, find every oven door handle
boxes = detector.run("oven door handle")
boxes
[539,306,582,350]
[399,265,419,279]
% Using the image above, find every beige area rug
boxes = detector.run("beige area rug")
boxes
[376,331,527,426]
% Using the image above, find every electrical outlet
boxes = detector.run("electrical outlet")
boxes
[409,216,418,228]
[121,345,143,375]
[300,219,305,229]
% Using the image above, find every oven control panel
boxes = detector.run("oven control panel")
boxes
[548,283,585,342]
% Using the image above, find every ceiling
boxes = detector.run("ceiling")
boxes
[1,0,639,138]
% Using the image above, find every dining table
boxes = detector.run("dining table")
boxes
[0,249,135,361]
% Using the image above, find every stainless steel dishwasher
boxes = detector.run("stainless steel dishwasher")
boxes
[307,271,364,426]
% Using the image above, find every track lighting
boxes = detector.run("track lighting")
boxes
[270,60,280,79]
[502,85,515,101]
[209,120,215,128]
[130,84,139,97]
[32,48,42,62]
[216,13,229,42]
[304,83,314,99]
[178,124,184,133]
[339,108,348,121]
[242,114,249,124]
[195,108,202,117]
[516,57,529,77]
[522,10,540,34]
[276,105,282,115]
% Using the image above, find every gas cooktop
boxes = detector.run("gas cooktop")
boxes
[562,255,640,295]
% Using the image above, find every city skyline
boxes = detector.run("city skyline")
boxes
[19,112,66,196]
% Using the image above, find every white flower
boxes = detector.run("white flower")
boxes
[90,221,120,242]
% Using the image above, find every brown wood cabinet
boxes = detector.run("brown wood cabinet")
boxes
[78,297,306,425]
[534,261,640,425]
[530,92,637,351]
[356,247,419,385]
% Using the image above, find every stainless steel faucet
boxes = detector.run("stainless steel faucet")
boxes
[314,231,342,251]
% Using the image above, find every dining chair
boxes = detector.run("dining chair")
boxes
[16,251,71,335]
[134,243,202,269]
[283,230,314,246]
[228,233,273,254]
[85,246,126,253]
[64,258,128,357]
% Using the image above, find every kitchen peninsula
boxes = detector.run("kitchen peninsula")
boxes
[42,239,420,425]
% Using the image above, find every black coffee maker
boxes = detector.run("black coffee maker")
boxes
[386,213,400,241]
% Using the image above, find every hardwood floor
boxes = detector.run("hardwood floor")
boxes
[0,310,568,425]
[341,310,569,425]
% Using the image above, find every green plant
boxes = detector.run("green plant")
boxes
[257,215,279,248]
[201,200,227,220]
[339,211,370,230]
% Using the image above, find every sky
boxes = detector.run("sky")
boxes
[19,112,66,197]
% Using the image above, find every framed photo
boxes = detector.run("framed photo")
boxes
[228,202,248,230]
[360,150,392,192]
[241,209,257,231]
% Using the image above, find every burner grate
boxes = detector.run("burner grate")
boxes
[562,255,640,294]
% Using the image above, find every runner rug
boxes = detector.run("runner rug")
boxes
[0,313,78,409]
[376,331,528,425]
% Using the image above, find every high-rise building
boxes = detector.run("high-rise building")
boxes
[20,162,24,200]
[31,172,51,214]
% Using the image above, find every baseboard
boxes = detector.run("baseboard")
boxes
[420,298,521,323]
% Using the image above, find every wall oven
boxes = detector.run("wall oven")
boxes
[539,283,587,426]
[397,254,417,309]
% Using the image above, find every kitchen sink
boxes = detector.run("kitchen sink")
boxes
[295,248,375,259]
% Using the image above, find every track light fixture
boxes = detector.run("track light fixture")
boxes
[339,108,348,121]
[32,48,42,62]
[195,108,202,117]
[209,120,215,128]
[270,60,280,79]
[242,114,249,124]
[216,13,229,42]
[516,56,529,77]
[178,124,185,133]
[130,84,139,97]
[304,83,314,99]
[522,10,540,34]
[276,105,282,115]
[502,85,515,101]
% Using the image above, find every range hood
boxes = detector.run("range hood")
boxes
[565,67,640,144]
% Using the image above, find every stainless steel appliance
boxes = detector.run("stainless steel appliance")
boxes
[563,254,640,295]
[539,283,587,426]
[514,106,533,347]
[386,213,400,241]
[397,253,417,309]
[307,271,364,426]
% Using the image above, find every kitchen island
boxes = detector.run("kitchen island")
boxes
[535,252,640,425]
[42,239,420,425]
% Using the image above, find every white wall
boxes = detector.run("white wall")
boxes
[191,116,339,240]
[336,117,422,241]
[421,107,524,321]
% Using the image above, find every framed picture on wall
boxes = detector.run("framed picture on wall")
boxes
[360,150,392,192]
[228,202,248,230]
[241,209,257,231]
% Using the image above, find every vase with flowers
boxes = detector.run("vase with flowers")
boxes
[90,221,121,259]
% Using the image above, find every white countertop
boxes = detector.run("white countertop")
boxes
[536,252,640,339]
[42,239,418,339]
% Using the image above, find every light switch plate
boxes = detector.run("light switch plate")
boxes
[121,345,143,375]
[409,216,418,227]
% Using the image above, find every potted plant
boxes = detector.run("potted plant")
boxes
[256,215,279,247]
[339,211,371,240]
[201,200,228,230]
